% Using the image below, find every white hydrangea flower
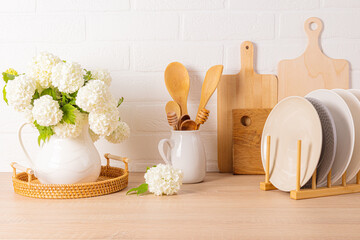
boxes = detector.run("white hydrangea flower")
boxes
[53,110,86,138]
[93,69,112,86]
[23,105,34,124]
[88,128,100,142]
[88,104,120,136]
[32,95,63,126]
[27,52,61,89]
[76,80,109,112]
[144,164,183,196]
[51,62,84,93]
[105,121,130,144]
[6,75,36,112]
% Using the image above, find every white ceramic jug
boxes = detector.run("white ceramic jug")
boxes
[18,122,101,184]
[158,130,206,183]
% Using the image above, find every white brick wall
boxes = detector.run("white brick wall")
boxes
[0,0,359,172]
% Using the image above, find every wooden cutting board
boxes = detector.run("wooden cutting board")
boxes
[217,41,278,173]
[278,17,349,101]
[233,109,271,174]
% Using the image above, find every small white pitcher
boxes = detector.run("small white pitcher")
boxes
[158,130,206,183]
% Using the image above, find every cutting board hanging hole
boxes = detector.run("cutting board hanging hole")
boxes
[309,22,318,31]
[305,17,323,33]
[241,116,251,127]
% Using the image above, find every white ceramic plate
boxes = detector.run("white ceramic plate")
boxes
[261,96,322,192]
[306,89,355,186]
[305,97,337,187]
[346,89,360,182]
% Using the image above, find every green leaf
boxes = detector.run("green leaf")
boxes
[3,85,7,104]
[146,165,157,172]
[126,183,148,195]
[31,90,40,105]
[40,88,57,100]
[74,105,87,114]
[2,72,16,83]
[83,69,93,83]
[117,97,124,108]
[34,121,54,146]
[61,94,66,105]
[68,98,76,105]
[61,104,77,124]
[70,91,78,98]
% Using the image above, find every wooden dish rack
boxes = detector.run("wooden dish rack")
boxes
[260,136,360,200]
[11,153,129,199]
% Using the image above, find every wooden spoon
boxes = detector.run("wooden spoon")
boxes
[178,114,190,130]
[196,65,223,119]
[180,119,197,131]
[195,108,210,130]
[164,62,190,114]
[165,101,181,118]
[166,112,178,130]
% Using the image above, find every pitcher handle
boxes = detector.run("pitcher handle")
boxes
[158,139,174,165]
[17,123,34,168]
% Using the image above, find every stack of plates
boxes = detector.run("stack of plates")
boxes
[261,89,360,191]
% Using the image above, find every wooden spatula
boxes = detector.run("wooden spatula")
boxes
[196,65,223,120]
[164,62,190,114]
[278,17,349,101]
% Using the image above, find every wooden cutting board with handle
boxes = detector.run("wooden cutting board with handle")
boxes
[278,17,349,101]
[217,41,278,173]
[233,108,271,174]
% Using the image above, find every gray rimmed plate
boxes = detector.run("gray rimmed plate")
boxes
[304,97,337,188]
[306,89,355,186]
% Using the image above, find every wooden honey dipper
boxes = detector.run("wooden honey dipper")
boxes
[166,112,178,130]
[195,108,210,130]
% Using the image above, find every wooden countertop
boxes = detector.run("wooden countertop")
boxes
[2,172,360,239]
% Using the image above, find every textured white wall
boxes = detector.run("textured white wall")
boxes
[0,0,359,172]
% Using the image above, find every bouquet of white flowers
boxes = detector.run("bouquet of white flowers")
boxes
[2,52,130,145]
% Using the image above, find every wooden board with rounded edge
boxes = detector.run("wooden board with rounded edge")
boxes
[278,17,349,101]
[217,41,278,173]
[233,108,272,174]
